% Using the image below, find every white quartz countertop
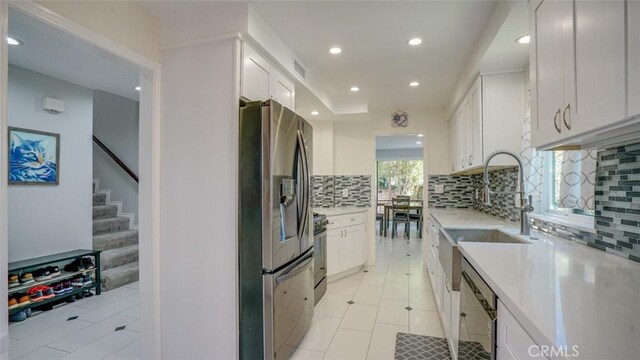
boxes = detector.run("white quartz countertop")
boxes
[429,209,640,360]
[313,207,368,216]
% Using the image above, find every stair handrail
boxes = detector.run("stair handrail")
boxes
[92,135,139,183]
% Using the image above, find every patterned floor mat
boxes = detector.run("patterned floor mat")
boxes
[394,333,491,360]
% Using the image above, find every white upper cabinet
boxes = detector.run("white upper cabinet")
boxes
[531,0,627,149]
[449,72,523,174]
[241,42,296,109]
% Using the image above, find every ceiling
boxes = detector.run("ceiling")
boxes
[480,2,530,72]
[251,1,498,115]
[8,8,141,101]
[376,134,424,151]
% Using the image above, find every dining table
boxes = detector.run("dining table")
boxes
[378,200,424,237]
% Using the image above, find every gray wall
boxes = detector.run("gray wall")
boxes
[8,65,93,262]
[93,90,139,224]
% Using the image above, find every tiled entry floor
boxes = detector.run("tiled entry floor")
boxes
[8,282,140,360]
[292,224,444,360]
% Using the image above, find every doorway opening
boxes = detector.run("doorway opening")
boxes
[3,5,158,359]
[375,134,425,239]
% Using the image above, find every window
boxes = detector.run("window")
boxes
[376,160,424,202]
[542,151,596,221]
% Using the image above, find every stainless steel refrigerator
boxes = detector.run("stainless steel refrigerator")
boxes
[239,99,314,360]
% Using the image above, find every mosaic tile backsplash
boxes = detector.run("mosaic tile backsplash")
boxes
[427,175,474,208]
[472,168,520,222]
[594,143,640,262]
[312,175,371,207]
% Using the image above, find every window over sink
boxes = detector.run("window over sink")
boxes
[540,150,596,227]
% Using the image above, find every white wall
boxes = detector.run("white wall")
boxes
[93,90,139,224]
[7,65,93,262]
[160,38,240,359]
[35,1,161,63]
[309,119,334,175]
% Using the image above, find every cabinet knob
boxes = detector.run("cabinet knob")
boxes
[563,103,571,130]
[554,108,562,133]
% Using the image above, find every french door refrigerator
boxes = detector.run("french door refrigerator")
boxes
[239,99,314,360]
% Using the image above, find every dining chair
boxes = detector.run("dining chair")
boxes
[391,197,411,238]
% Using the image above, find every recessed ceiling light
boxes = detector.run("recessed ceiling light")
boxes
[407,38,422,46]
[516,35,530,44]
[350,86,360,92]
[409,81,420,87]
[7,37,22,46]
[329,47,342,54]
[311,111,319,116]
[417,134,424,137]
[134,86,141,92]
[416,141,422,144]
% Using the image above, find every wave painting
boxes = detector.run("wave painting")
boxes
[9,127,59,185]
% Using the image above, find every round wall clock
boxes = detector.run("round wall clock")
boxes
[391,111,409,127]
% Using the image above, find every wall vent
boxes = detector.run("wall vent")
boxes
[294,59,306,79]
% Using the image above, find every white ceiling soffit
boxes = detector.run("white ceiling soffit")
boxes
[376,134,424,151]
[480,2,529,73]
[251,1,497,115]
[8,8,141,101]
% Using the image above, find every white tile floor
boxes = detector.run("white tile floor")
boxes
[292,223,444,360]
[8,282,140,360]
[7,223,442,360]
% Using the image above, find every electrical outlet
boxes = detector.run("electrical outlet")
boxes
[342,188,349,197]
[435,184,445,194]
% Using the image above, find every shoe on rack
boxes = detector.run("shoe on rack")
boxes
[17,293,30,307]
[9,274,20,288]
[20,272,35,285]
[81,257,96,270]
[52,282,66,295]
[41,286,55,300]
[25,308,32,317]
[27,287,44,302]
[82,276,93,287]
[62,280,73,292]
[8,296,19,310]
[46,266,61,277]
[33,268,51,282]
[9,310,27,322]
[64,259,86,273]
[71,277,84,288]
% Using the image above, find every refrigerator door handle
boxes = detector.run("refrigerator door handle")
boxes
[276,252,314,284]
[296,129,310,241]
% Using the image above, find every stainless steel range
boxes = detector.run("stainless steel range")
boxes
[313,213,328,305]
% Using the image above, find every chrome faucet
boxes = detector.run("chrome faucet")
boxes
[483,150,534,235]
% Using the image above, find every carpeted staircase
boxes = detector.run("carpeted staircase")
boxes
[92,182,139,291]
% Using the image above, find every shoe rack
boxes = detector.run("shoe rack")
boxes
[8,249,102,316]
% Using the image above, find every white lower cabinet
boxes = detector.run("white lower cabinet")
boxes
[497,300,547,360]
[325,212,366,277]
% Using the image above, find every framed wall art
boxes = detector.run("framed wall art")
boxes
[9,127,60,185]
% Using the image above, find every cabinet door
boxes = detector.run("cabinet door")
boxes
[241,44,270,101]
[531,0,569,146]
[465,80,482,168]
[327,229,341,276]
[448,118,457,173]
[443,277,452,337]
[569,0,626,134]
[341,225,364,270]
[497,300,545,360]
[629,0,640,117]
[456,110,466,170]
[272,77,294,110]
[437,264,444,314]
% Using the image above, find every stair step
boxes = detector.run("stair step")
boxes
[93,204,118,220]
[93,192,107,206]
[93,217,129,236]
[93,230,138,251]
[101,262,139,291]
[100,244,139,271]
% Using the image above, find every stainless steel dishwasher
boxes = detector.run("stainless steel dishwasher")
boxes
[457,257,496,360]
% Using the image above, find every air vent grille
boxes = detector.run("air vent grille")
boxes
[294,59,306,79]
